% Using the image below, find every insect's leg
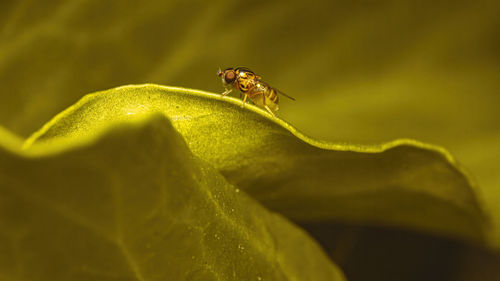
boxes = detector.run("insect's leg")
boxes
[241,94,248,108]
[221,88,233,96]
[257,91,275,116]
[264,105,276,117]
[241,86,255,108]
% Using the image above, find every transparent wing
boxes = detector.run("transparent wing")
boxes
[276,89,296,101]
[259,80,296,101]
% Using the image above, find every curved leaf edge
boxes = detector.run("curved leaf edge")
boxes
[21,85,483,190]
[0,125,24,153]
[20,84,472,159]
[0,84,493,244]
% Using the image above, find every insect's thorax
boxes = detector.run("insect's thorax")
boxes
[236,77,253,93]
[235,69,256,93]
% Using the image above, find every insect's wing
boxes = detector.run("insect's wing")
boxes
[235,67,255,75]
[259,80,296,101]
[276,89,296,101]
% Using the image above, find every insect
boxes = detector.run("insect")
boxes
[217,67,295,117]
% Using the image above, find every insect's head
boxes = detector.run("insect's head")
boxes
[217,67,237,86]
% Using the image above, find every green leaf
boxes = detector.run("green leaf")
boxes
[1,1,499,252]
[0,114,345,281]
[2,1,499,280]
[0,126,23,152]
[25,84,490,247]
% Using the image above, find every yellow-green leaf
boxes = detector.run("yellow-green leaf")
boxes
[0,114,345,281]
[1,1,499,280]
[25,84,490,246]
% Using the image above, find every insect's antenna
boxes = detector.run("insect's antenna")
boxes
[217,67,222,76]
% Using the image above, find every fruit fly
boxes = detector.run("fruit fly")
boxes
[217,67,295,117]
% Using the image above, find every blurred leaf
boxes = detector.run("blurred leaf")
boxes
[0,114,345,281]
[25,84,490,247]
[0,125,23,152]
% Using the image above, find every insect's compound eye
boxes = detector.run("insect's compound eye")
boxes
[224,70,236,84]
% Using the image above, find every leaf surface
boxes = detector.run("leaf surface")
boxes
[0,114,345,281]
[26,84,490,246]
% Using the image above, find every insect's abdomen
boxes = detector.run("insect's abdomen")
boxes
[251,94,279,111]
[265,89,279,111]
[256,83,279,104]
[251,83,280,112]
[266,88,279,104]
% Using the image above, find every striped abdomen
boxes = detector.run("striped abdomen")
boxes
[250,81,280,111]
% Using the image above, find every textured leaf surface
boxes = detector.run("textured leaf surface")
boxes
[0,114,345,281]
[26,84,490,246]
[1,2,499,252]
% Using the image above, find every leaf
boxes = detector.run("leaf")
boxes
[2,1,500,280]
[25,84,491,247]
[0,126,23,152]
[0,114,345,281]
[1,0,499,251]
